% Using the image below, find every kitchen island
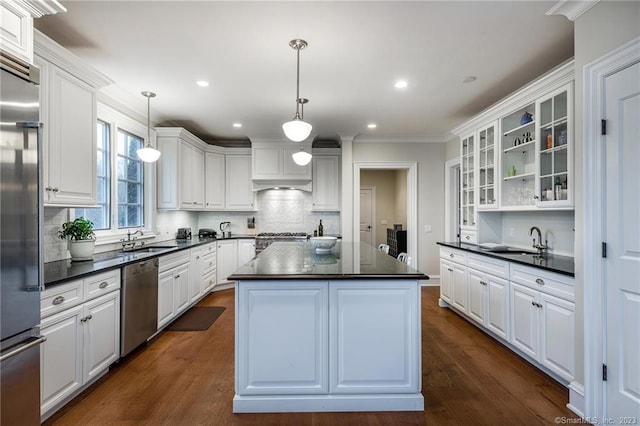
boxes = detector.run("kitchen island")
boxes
[229,241,428,413]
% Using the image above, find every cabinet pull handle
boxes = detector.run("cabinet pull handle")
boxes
[45,186,52,191]
[175,274,181,278]
[449,253,454,258]
[99,282,108,289]
[533,195,539,200]
[480,281,487,286]
[535,278,545,285]
[52,296,65,305]
[465,235,471,240]
[87,314,92,320]
[447,268,453,272]
[53,187,59,192]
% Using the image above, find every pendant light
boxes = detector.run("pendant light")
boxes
[137,91,161,163]
[282,39,312,142]
[291,97,312,165]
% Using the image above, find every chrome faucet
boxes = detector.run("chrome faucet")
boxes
[529,226,548,256]
[121,229,144,251]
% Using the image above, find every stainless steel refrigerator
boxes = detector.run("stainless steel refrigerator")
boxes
[0,50,45,425]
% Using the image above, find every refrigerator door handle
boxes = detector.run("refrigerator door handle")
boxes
[0,336,46,363]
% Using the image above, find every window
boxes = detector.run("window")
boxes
[117,129,144,228]
[74,103,154,240]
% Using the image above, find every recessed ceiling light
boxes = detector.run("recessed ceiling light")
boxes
[196,80,209,87]
[367,123,377,129]
[462,76,477,83]
[233,123,242,128]
[394,80,408,89]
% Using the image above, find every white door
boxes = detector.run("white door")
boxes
[467,269,485,325]
[359,188,374,246]
[83,292,120,382]
[604,61,640,417]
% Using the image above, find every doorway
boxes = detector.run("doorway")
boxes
[445,158,461,243]
[353,161,418,266]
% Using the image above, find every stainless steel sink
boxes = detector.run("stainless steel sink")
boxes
[131,246,177,253]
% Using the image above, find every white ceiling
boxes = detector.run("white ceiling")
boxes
[35,1,574,146]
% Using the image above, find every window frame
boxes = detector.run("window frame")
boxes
[74,102,157,245]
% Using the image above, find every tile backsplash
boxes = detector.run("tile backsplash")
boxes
[42,189,340,262]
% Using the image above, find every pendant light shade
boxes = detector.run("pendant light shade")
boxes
[283,39,312,142]
[291,146,312,166]
[283,115,312,142]
[137,91,161,163]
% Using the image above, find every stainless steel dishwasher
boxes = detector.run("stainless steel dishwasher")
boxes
[121,258,159,357]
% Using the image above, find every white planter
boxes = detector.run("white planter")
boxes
[69,239,95,261]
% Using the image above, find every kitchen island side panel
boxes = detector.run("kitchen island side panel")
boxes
[234,279,424,413]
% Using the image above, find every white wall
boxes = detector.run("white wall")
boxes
[573,0,640,387]
[352,142,447,277]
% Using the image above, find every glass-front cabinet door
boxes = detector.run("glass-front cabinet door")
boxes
[536,83,572,207]
[477,121,498,209]
[500,103,536,208]
[460,133,475,228]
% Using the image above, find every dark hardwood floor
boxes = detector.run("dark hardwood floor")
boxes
[44,286,579,425]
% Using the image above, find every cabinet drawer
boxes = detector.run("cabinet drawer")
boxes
[84,269,120,300]
[202,252,216,275]
[41,279,84,318]
[159,250,190,272]
[202,269,216,291]
[510,264,574,301]
[460,230,477,244]
[202,242,216,255]
[468,254,508,279]
[439,247,467,265]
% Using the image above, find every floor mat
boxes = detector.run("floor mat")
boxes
[166,306,226,331]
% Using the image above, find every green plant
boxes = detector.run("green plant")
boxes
[58,217,95,241]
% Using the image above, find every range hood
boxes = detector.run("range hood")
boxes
[251,140,312,192]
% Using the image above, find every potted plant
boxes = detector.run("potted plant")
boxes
[59,217,96,261]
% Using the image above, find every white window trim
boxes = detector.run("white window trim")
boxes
[74,102,157,246]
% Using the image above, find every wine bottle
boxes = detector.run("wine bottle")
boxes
[318,220,324,237]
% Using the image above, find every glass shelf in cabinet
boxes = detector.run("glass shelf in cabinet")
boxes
[503,121,535,137]
[503,172,535,182]
[503,140,535,153]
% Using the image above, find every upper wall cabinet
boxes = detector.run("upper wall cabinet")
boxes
[251,140,312,191]
[0,0,65,64]
[453,60,574,213]
[156,127,206,210]
[204,152,225,210]
[225,154,255,210]
[34,31,112,207]
[312,153,340,211]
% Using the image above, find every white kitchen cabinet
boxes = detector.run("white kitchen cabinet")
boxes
[34,32,111,207]
[312,155,340,211]
[40,270,120,416]
[157,250,191,329]
[178,142,204,209]
[225,154,255,210]
[205,152,225,210]
[438,247,467,309]
[191,242,217,299]
[251,141,312,181]
[157,128,205,210]
[237,239,255,266]
[509,264,575,381]
[466,254,509,340]
[0,1,64,64]
[216,239,238,283]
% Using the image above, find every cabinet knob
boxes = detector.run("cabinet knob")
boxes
[535,278,545,285]
[449,253,454,258]
[175,274,181,279]
[52,296,65,305]
[465,235,471,240]
[99,281,108,289]
[53,187,59,192]
[45,186,52,191]
[533,195,539,200]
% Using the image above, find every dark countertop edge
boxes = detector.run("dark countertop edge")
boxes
[229,274,429,281]
[44,235,257,287]
[436,242,575,277]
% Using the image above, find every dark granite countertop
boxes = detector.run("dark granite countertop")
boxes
[229,241,428,280]
[44,235,256,287]
[436,242,574,277]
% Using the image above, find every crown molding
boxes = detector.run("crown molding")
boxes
[546,0,599,21]
[353,134,450,144]
[34,29,113,88]
[16,0,65,17]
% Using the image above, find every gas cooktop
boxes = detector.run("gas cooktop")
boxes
[256,232,308,238]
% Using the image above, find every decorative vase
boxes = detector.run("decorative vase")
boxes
[69,239,95,261]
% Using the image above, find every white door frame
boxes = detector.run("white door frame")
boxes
[583,36,640,420]
[353,161,418,265]
[445,158,461,243]
[359,186,376,247]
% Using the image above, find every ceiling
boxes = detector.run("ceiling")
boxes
[35,1,574,146]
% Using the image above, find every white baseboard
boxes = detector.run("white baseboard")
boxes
[420,276,439,286]
[233,393,424,413]
[567,381,585,418]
